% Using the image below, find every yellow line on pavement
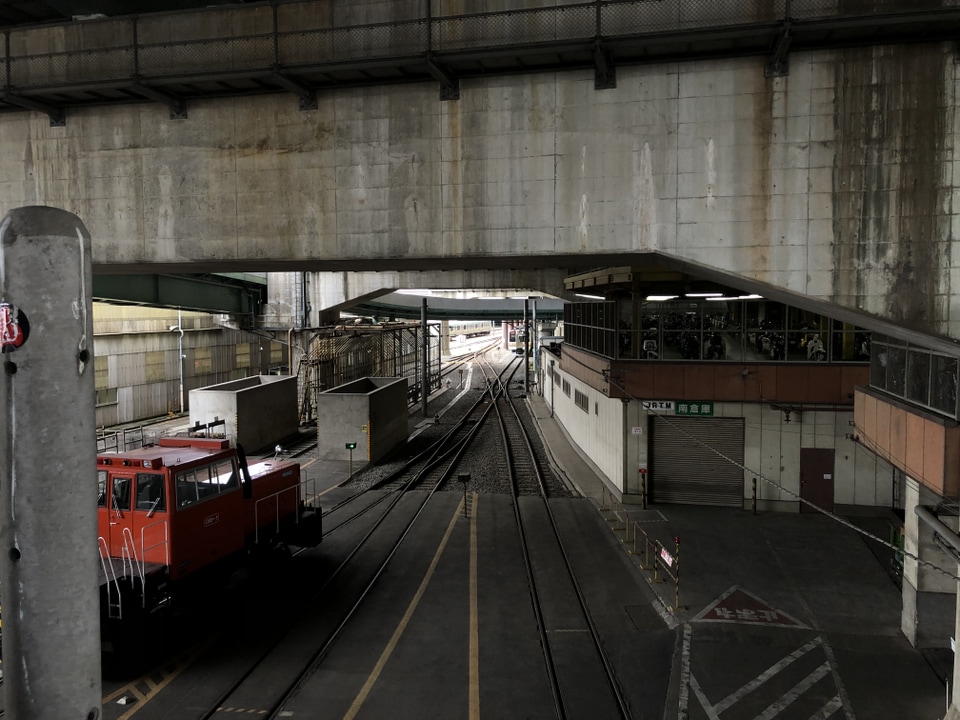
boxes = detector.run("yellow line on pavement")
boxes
[469,492,480,720]
[342,498,465,720]
[102,643,208,718]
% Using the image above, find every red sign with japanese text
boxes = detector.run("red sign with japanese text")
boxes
[692,586,807,628]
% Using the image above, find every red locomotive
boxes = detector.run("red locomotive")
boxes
[96,437,322,664]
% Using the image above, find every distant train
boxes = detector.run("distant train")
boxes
[508,327,529,355]
[97,437,322,663]
[450,320,495,341]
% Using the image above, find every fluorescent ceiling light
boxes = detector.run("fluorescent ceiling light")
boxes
[685,292,724,298]
[575,293,604,300]
[646,295,678,302]
[706,294,764,301]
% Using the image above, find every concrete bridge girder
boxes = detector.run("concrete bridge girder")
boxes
[7,45,959,349]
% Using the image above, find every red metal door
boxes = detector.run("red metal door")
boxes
[799,448,835,513]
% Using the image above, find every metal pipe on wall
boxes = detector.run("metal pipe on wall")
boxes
[422,297,429,417]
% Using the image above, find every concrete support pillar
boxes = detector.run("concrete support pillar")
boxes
[0,207,102,719]
[622,402,649,504]
[440,319,451,357]
[901,477,958,649]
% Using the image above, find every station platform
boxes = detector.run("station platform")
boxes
[523,389,950,720]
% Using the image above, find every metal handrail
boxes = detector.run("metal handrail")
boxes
[120,526,140,587]
[2,0,954,94]
[97,536,122,619]
[139,519,171,573]
[252,474,318,545]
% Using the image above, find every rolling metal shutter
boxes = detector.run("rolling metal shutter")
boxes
[650,416,744,507]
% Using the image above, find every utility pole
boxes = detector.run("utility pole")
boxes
[0,206,102,720]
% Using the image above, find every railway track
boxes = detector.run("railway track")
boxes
[486,359,632,719]
[175,349,516,720]
[107,348,627,720]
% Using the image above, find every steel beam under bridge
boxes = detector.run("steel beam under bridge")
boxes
[93,273,265,315]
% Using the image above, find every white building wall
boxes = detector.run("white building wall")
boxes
[548,367,626,493]
[549,361,894,510]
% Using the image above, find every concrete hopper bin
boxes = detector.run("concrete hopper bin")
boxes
[189,375,298,453]
[317,377,408,466]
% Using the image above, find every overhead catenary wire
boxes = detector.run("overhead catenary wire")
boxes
[608,377,960,582]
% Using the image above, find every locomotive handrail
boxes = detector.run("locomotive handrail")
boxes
[140,519,170,575]
[253,475,318,545]
[97,536,122,620]
[120,527,140,586]
[253,485,297,545]
[300,475,320,509]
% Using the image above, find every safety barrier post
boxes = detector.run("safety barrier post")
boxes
[627,520,637,554]
[613,505,625,534]
[628,522,655,574]
[674,536,682,610]
[641,473,647,509]
[752,477,757,515]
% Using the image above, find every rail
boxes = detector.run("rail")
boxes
[599,486,684,611]
[96,425,149,453]
[1,0,955,95]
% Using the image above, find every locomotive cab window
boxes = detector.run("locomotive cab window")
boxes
[136,473,166,513]
[97,470,107,508]
[176,458,239,509]
[112,476,132,511]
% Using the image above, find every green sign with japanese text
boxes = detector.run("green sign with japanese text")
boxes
[676,401,714,417]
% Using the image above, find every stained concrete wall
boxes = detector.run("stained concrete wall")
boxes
[316,377,408,465]
[189,375,298,453]
[0,42,957,343]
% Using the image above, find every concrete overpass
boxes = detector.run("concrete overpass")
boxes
[0,1,957,347]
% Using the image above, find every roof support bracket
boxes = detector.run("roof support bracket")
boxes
[427,56,459,101]
[594,39,616,90]
[766,24,792,77]
[132,83,187,119]
[272,73,318,111]
[1,94,65,126]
